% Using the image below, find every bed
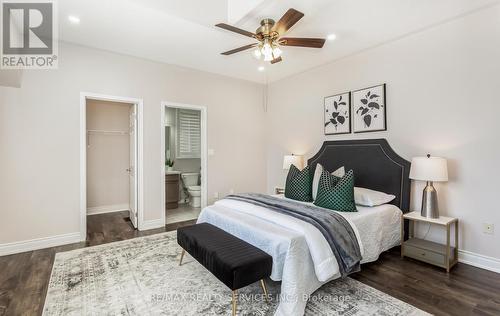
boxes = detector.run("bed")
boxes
[197,139,411,316]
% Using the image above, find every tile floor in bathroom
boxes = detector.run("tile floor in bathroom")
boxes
[166,204,201,224]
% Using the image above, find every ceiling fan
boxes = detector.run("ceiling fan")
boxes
[215,8,326,64]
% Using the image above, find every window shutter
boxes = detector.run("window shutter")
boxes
[176,109,201,158]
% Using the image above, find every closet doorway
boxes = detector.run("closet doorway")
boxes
[161,102,207,225]
[80,93,144,241]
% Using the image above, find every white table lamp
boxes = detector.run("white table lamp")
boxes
[283,155,304,170]
[409,154,448,218]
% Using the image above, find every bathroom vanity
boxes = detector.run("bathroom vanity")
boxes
[165,172,180,209]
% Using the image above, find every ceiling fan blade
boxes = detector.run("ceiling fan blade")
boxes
[215,23,256,38]
[272,9,304,35]
[221,43,258,55]
[279,37,326,48]
[270,56,282,64]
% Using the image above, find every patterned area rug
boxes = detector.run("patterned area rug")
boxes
[43,232,429,315]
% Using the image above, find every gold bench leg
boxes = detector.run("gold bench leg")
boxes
[232,290,237,316]
[179,249,185,266]
[260,279,269,302]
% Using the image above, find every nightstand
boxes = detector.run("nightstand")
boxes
[401,211,458,272]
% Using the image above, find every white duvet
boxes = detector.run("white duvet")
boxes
[197,196,401,316]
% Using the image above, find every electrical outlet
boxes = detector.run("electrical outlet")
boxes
[213,192,219,199]
[274,187,285,195]
[483,223,495,235]
[229,189,234,195]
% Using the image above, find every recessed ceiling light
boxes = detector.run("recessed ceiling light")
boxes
[68,15,80,24]
[327,33,337,41]
[258,66,265,72]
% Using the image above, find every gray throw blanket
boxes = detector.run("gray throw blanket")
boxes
[226,193,362,277]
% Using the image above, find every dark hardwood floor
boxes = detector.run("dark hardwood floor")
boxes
[352,252,500,315]
[1,211,499,316]
[0,212,196,316]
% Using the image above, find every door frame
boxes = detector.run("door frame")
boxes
[161,101,208,224]
[80,92,144,241]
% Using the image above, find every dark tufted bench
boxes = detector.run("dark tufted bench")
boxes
[177,223,273,316]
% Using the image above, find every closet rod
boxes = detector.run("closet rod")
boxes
[87,129,129,135]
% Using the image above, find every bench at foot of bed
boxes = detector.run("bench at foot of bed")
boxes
[177,223,273,316]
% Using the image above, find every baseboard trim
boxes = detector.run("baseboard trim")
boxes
[459,250,500,274]
[140,218,165,231]
[87,204,129,215]
[0,232,81,257]
[2,230,497,274]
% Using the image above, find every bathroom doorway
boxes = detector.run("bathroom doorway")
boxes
[161,102,207,225]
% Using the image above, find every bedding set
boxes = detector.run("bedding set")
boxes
[197,163,402,316]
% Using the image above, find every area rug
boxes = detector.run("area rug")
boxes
[43,231,430,315]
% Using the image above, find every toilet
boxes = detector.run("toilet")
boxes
[181,173,201,207]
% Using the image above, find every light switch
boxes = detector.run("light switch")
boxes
[208,148,215,156]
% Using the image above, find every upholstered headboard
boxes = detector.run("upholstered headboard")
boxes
[308,139,411,213]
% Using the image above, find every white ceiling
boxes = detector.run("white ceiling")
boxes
[58,0,499,83]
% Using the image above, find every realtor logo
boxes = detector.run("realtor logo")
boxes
[1,0,58,69]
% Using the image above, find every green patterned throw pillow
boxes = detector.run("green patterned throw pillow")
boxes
[285,165,312,202]
[314,169,357,212]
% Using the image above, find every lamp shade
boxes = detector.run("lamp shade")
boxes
[409,156,448,182]
[283,155,304,170]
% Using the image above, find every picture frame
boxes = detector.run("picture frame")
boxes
[324,91,351,135]
[352,84,387,133]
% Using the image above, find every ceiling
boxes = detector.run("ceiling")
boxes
[58,0,499,83]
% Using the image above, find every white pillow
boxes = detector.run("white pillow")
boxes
[312,164,345,200]
[354,187,396,207]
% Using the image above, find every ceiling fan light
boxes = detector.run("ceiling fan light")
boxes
[261,41,273,61]
[272,46,282,58]
[253,48,262,59]
[216,9,326,64]
[262,41,272,53]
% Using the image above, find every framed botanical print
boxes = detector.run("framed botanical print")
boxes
[324,92,351,135]
[352,84,387,133]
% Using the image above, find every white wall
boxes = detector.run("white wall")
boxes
[266,6,500,261]
[0,69,22,88]
[86,100,131,213]
[0,42,266,245]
